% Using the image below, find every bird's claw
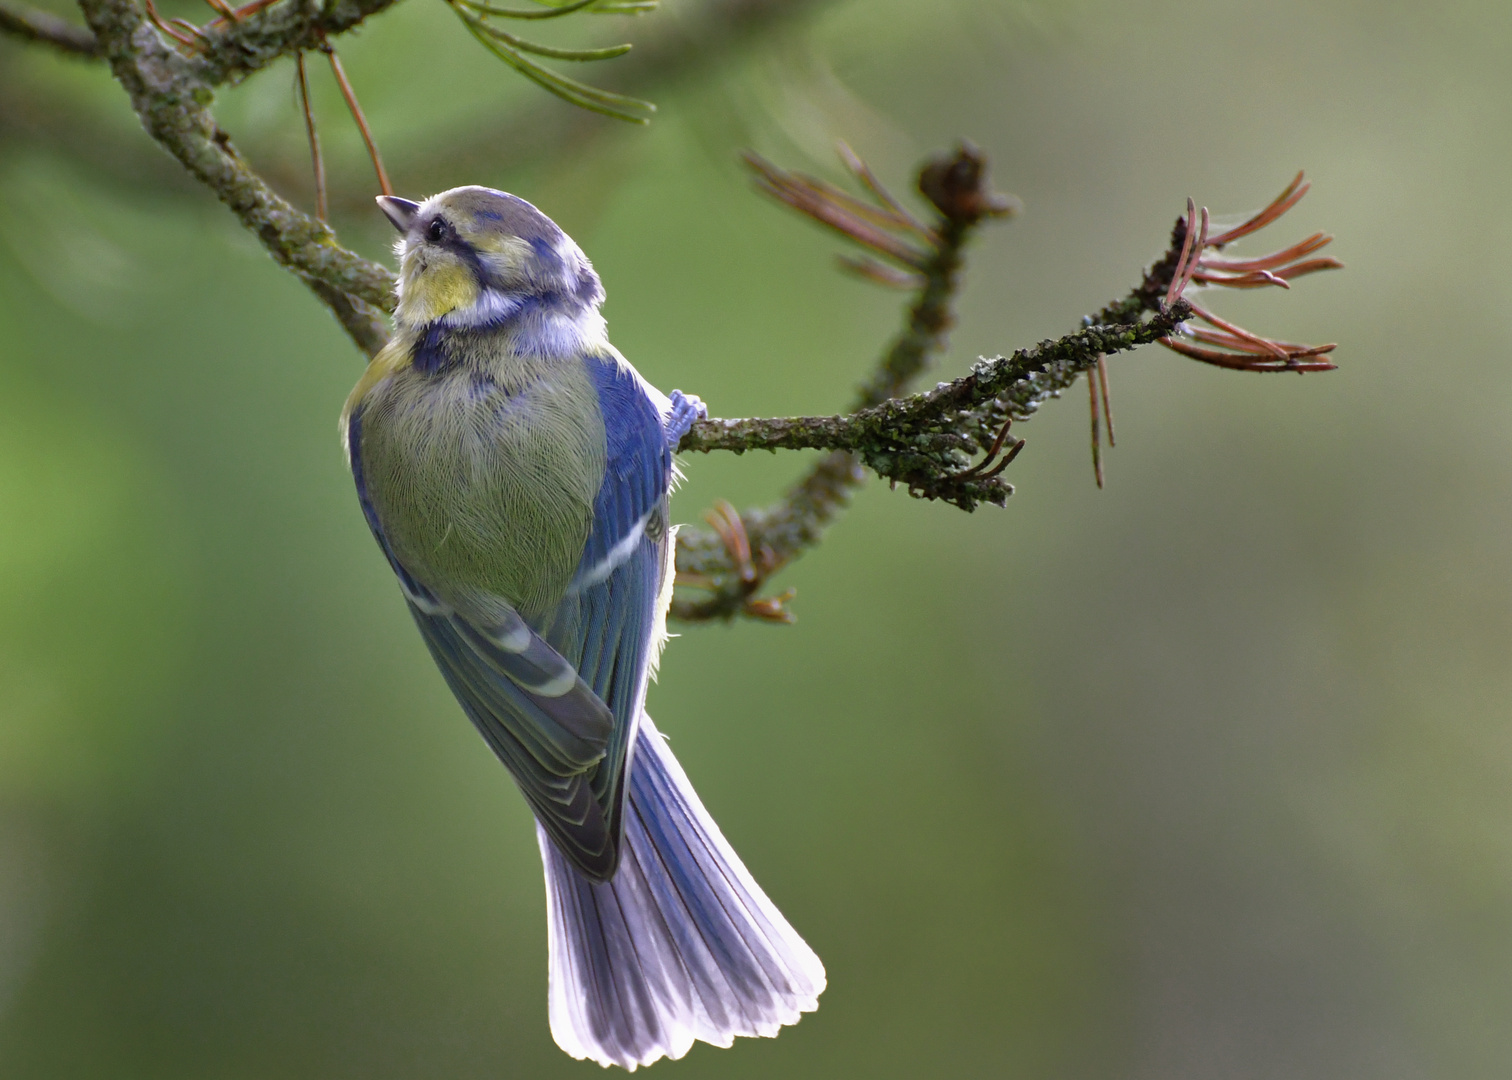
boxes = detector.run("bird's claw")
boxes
[665,390,707,449]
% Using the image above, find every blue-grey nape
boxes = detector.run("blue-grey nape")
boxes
[664,390,707,450]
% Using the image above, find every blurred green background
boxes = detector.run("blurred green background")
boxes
[2,0,1510,1076]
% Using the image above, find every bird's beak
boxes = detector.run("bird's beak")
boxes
[376,196,421,233]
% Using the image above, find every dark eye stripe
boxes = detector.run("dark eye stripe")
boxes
[418,215,489,289]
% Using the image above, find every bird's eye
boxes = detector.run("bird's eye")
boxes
[425,218,450,243]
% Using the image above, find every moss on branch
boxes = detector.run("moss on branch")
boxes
[78,0,395,350]
[670,144,1020,621]
[678,310,1190,457]
[190,0,405,87]
[676,302,1189,511]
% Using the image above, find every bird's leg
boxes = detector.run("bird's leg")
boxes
[664,390,707,451]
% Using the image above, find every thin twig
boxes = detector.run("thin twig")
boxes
[64,0,1341,623]
[189,0,404,86]
[675,312,1185,459]
[78,0,394,354]
[671,143,1009,621]
[200,0,239,23]
[327,0,830,212]
[674,167,1341,610]
[204,0,288,29]
[6,0,830,217]
[837,140,933,238]
[143,0,206,49]
[0,0,98,55]
[1206,171,1308,247]
[323,43,393,197]
[1096,354,1114,447]
[1088,365,1103,489]
[296,52,327,221]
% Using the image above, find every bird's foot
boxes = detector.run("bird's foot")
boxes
[664,390,707,450]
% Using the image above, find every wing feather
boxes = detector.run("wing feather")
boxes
[347,354,674,881]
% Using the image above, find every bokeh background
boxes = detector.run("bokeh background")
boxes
[2,0,1510,1076]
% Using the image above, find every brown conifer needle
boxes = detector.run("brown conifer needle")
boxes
[324,44,392,197]
[296,53,327,221]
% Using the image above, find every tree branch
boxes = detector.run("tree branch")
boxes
[78,0,395,351]
[188,0,404,87]
[12,0,822,352]
[2,0,835,220]
[56,0,1336,628]
[0,0,98,55]
[679,305,1188,456]
[670,143,1019,622]
[11,0,401,71]
[667,158,1338,622]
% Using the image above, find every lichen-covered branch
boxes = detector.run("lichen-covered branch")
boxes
[670,144,1015,622]
[188,0,404,87]
[666,302,1188,621]
[677,302,1188,502]
[78,0,395,352]
[41,0,817,354]
[1,0,833,213]
[668,160,1338,622]
[0,0,98,54]
[8,0,400,71]
[22,1,1335,627]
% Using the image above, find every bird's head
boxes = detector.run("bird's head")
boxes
[378,186,605,333]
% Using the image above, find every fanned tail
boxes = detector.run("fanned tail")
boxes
[538,716,825,1070]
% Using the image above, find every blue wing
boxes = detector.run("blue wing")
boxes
[347,356,673,881]
[571,356,672,590]
[545,355,673,872]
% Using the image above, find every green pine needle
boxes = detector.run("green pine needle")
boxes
[454,0,597,21]
[473,21,633,61]
[451,4,655,123]
[454,0,657,18]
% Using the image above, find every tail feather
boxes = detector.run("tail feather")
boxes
[539,716,825,1070]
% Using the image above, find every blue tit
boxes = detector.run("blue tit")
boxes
[341,186,824,1069]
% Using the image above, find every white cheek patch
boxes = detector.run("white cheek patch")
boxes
[440,288,524,328]
[391,237,414,303]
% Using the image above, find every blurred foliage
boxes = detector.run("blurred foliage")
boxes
[2,0,1512,1077]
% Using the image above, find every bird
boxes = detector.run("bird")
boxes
[340,185,825,1069]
